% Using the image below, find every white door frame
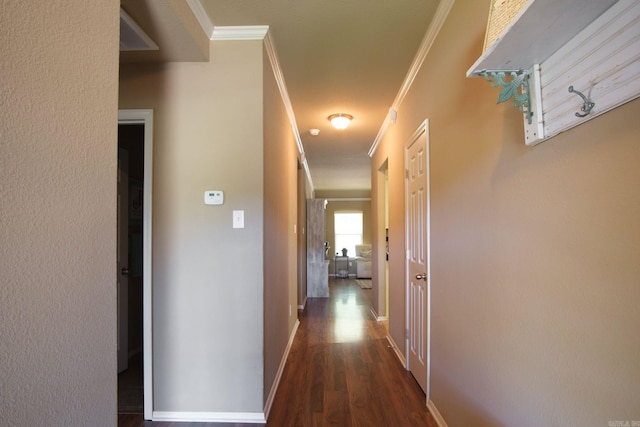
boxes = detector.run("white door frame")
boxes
[375,161,390,321]
[404,119,431,401]
[118,109,154,418]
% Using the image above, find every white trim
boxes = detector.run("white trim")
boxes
[368,114,393,158]
[185,2,268,42]
[152,411,266,423]
[120,9,159,51]
[386,335,407,368]
[369,306,387,322]
[392,1,455,108]
[212,25,270,40]
[264,320,300,419]
[368,0,456,157]
[427,400,449,427]
[524,64,545,145]
[324,197,371,202]
[118,109,154,419]
[264,31,315,193]
[187,0,270,42]
[263,31,302,155]
[186,1,316,193]
[185,0,215,39]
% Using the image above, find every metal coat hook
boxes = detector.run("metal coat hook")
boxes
[568,85,595,117]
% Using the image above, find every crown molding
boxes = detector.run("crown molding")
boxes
[263,31,303,154]
[186,0,215,38]
[186,1,312,190]
[186,1,269,40]
[368,0,456,157]
[264,31,314,193]
[212,25,269,40]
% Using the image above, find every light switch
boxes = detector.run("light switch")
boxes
[233,210,244,229]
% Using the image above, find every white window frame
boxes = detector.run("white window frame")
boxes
[334,211,363,258]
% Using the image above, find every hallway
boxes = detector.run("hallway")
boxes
[119,278,437,426]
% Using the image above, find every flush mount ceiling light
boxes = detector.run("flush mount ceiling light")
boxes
[328,113,353,130]
[309,128,320,136]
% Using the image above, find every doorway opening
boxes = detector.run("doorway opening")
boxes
[117,110,153,418]
[378,161,390,321]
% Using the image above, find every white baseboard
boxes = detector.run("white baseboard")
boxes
[386,334,406,368]
[151,320,300,424]
[152,411,266,423]
[369,306,388,322]
[427,400,448,427]
[263,319,300,419]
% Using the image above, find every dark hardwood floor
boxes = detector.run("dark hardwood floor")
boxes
[119,278,438,426]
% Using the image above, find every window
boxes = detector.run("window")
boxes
[334,212,363,257]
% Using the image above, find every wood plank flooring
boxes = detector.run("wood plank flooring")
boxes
[119,278,438,427]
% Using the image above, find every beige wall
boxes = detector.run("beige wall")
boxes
[120,41,266,413]
[119,38,300,416]
[372,0,640,425]
[262,43,300,402]
[372,128,407,351]
[0,1,119,426]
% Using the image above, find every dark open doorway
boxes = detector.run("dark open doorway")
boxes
[117,123,145,413]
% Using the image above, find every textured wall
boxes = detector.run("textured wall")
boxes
[0,1,119,426]
[119,41,265,413]
[372,0,640,425]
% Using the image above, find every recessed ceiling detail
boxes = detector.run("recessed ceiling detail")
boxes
[120,9,158,51]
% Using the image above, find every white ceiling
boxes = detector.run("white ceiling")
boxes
[120,0,441,193]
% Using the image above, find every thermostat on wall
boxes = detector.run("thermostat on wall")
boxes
[204,190,224,205]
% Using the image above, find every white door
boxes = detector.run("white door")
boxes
[406,121,429,396]
[117,149,129,373]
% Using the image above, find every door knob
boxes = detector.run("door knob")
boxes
[121,268,129,276]
[415,273,427,281]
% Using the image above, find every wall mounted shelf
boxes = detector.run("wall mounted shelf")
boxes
[467,0,619,76]
[468,0,640,146]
